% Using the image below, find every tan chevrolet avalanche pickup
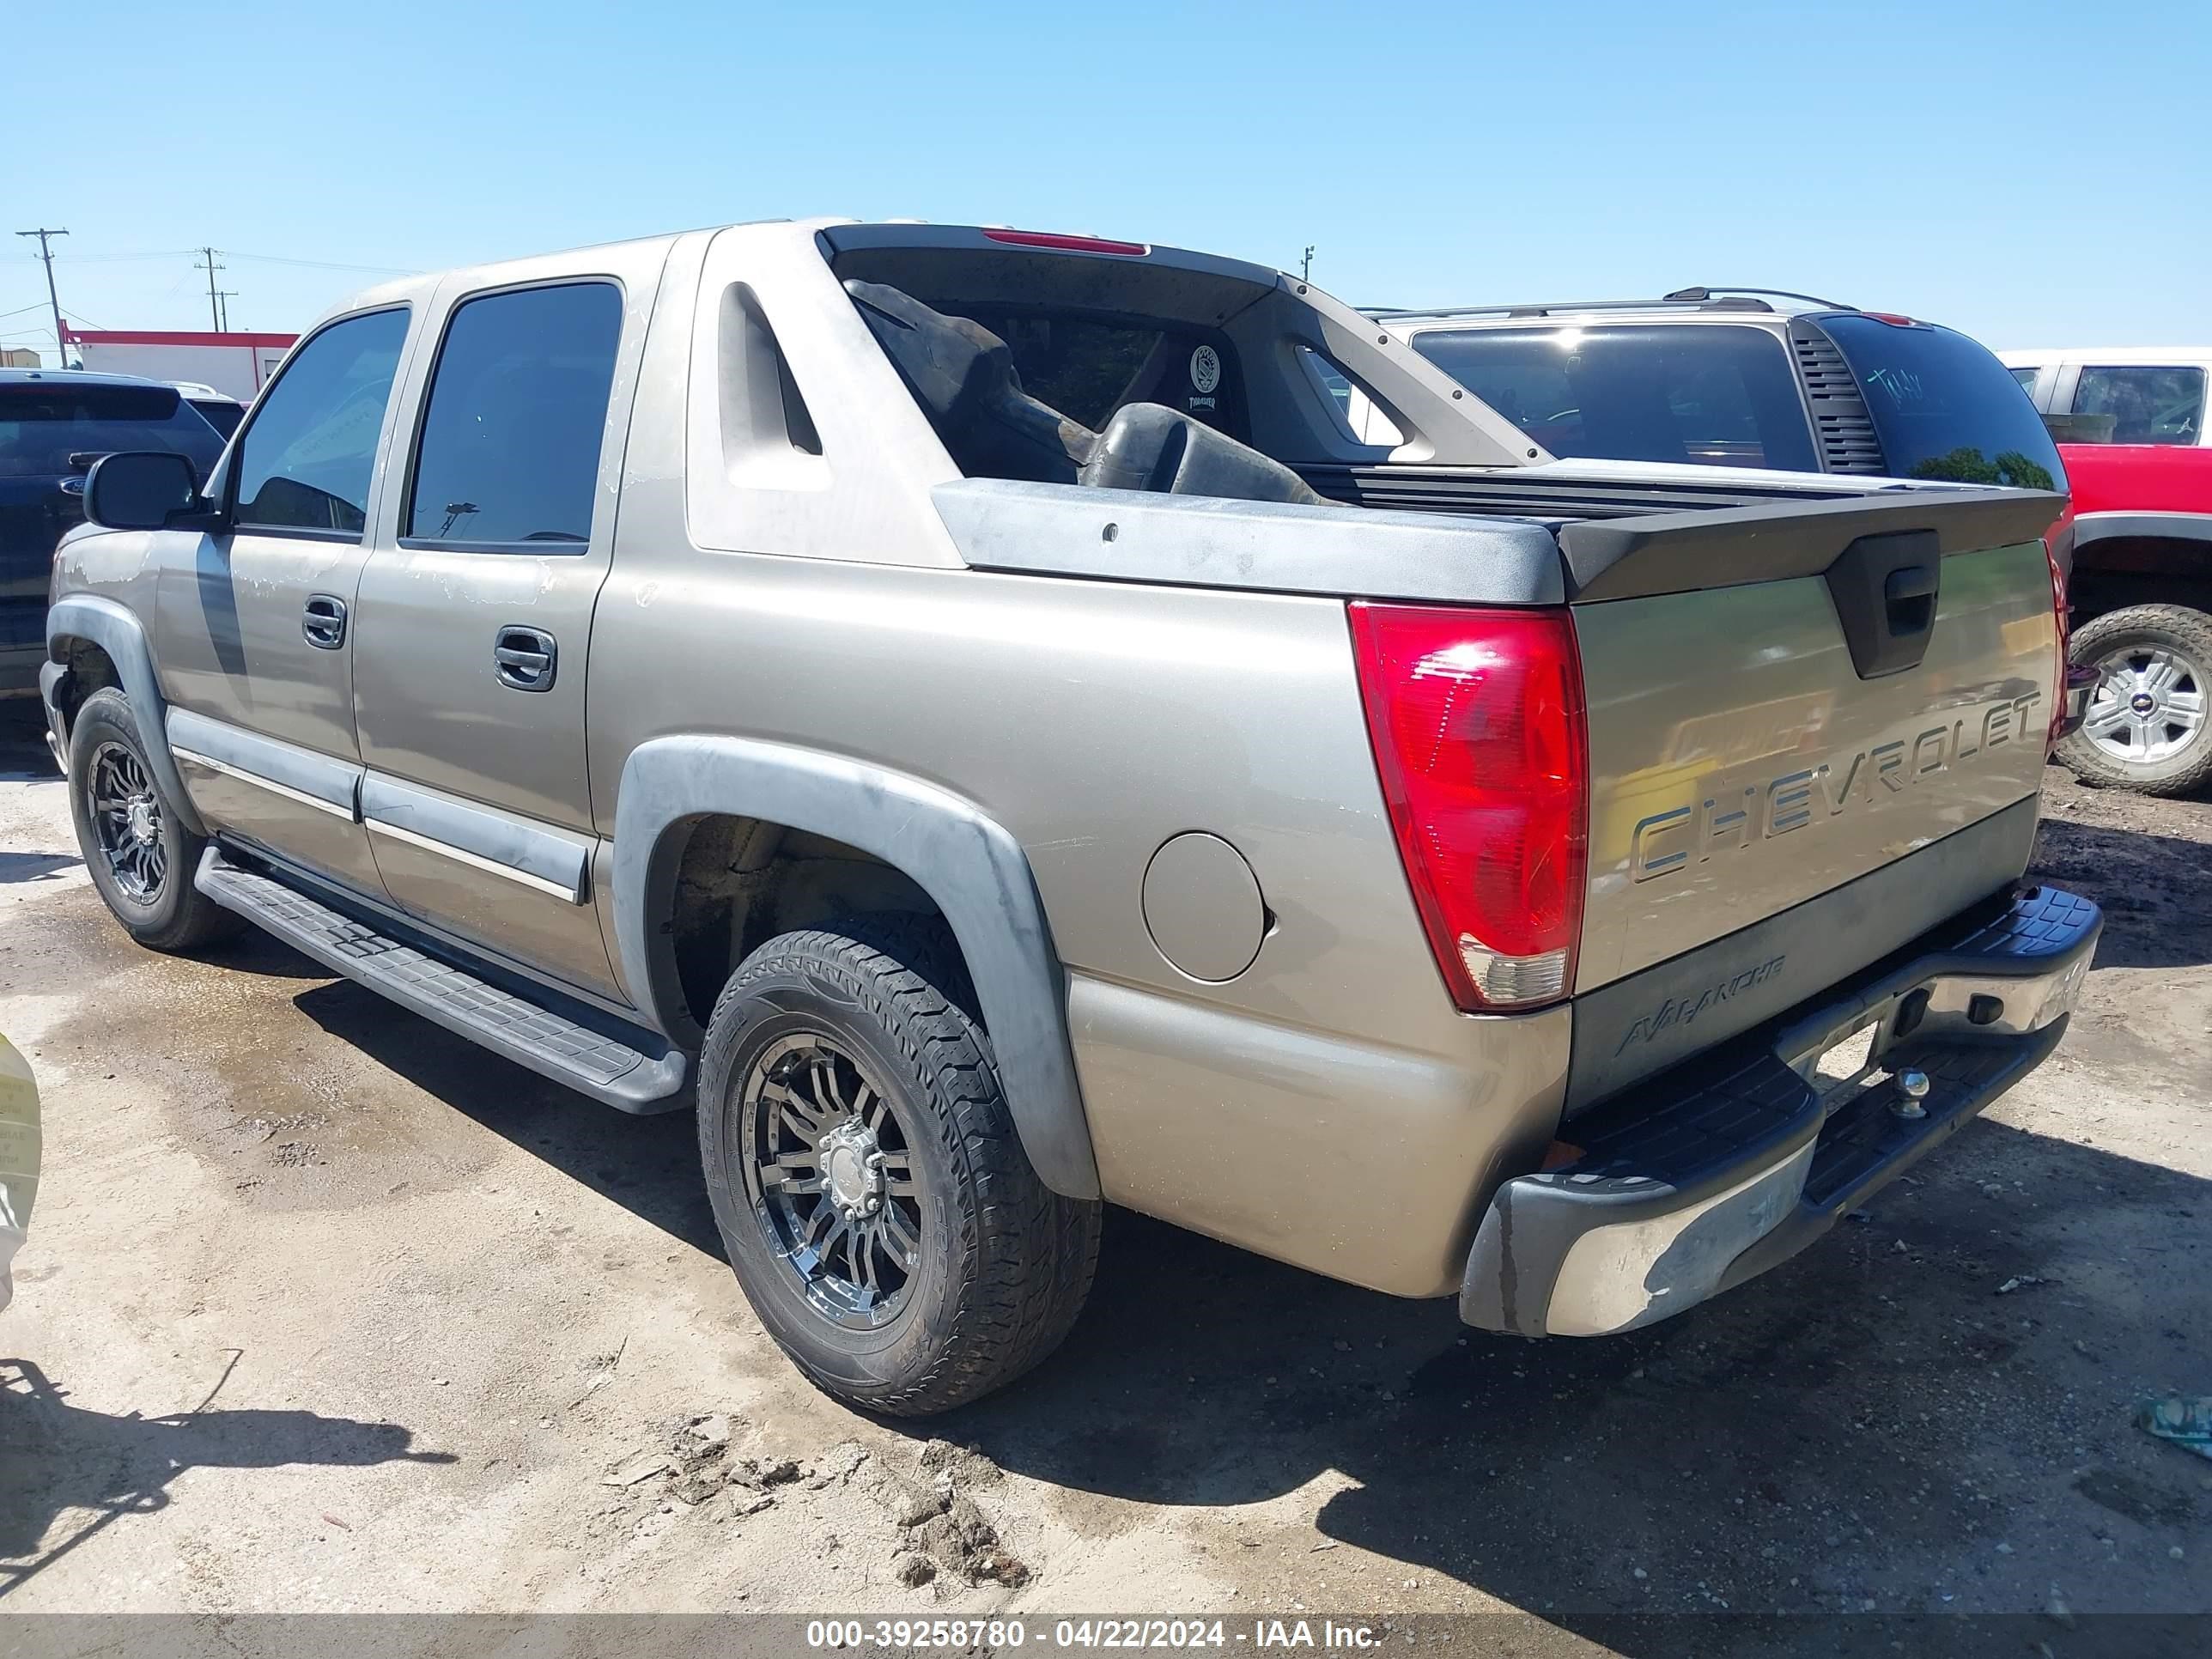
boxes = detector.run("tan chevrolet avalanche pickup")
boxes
[41,220,2098,1413]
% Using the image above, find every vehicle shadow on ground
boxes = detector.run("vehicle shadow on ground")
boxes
[292,945,2209,1638]
[930,1118,2208,1638]
[289,979,723,1255]
[2028,817,2212,970]
[0,702,56,776]
[0,1356,455,1600]
[0,851,77,885]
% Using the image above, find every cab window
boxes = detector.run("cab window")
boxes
[232,308,410,537]
[2070,366,2206,446]
[404,282,623,548]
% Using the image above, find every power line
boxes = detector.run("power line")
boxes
[14,228,68,367]
[222,250,419,276]
[34,245,417,276]
[46,248,199,264]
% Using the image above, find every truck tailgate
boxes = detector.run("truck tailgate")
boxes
[1563,489,2064,1100]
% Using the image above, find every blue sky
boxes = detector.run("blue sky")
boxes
[8,0,2206,362]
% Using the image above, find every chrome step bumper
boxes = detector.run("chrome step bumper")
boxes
[1462,884,2100,1338]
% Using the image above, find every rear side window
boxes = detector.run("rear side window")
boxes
[233,308,410,535]
[1815,316,2064,489]
[2070,366,2205,446]
[406,282,623,546]
[1411,325,1819,471]
[0,382,225,480]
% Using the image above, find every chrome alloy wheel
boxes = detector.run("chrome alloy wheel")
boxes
[738,1032,924,1330]
[2081,642,2206,767]
[88,741,167,902]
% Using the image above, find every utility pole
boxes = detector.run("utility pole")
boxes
[196,246,225,331]
[215,290,239,331]
[1301,245,1315,283]
[15,227,69,367]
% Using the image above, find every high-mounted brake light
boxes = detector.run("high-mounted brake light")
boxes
[1349,603,1589,1012]
[980,228,1150,257]
[1862,312,1922,327]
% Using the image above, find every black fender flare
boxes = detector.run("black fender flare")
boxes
[2068,510,2212,556]
[44,593,206,836]
[611,736,1100,1200]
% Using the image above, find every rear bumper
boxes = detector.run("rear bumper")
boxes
[1462,884,2100,1337]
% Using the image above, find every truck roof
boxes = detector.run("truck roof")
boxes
[333,219,1290,319]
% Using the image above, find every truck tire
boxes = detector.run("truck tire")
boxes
[696,918,1101,1415]
[2058,604,2212,797]
[66,688,242,952]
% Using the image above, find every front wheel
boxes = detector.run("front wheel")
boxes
[696,919,1101,1415]
[2057,605,2212,797]
[66,688,241,952]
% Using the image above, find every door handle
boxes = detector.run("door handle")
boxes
[494,625,558,691]
[303,594,349,650]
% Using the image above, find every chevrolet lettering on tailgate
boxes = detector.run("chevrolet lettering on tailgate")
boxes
[1629,690,2045,884]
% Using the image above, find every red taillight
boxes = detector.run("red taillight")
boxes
[1863,311,1922,327]
[2045,538,2071,752]
[1348,602,1589,1012]
[980,228,1149,257]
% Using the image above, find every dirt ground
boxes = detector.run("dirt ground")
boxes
[2,700,2207,1647]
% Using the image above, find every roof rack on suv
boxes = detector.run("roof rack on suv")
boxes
[1363,287,1855,322]
[1660,286,1855,309]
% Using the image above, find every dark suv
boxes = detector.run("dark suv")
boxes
[2,370,226,698]
[1364,289,2065,492]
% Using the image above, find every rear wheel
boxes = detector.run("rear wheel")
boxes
[2057,605,2212,797]
[696,918,1100,1415]
[66,688,241,951]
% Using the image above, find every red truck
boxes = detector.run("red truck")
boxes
[2003,350,2211,795]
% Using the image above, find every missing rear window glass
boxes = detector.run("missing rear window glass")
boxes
[916,305,1246,442]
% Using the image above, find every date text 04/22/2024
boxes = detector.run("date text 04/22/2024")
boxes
[805,1617,1390,1649]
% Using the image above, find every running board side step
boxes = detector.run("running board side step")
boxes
[194,849,690,1114]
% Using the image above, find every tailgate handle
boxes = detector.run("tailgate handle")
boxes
[1823,529,1941,680]
[1883,564,1936,637]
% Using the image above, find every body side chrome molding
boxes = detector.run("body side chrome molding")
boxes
[359,775,592,905]
[364,817,583,902]
[172,748,358,820]
[166,707,362,819]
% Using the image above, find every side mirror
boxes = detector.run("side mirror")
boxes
[82,451,204,531]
